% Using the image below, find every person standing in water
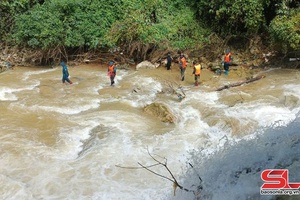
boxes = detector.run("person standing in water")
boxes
[166,52,173,70]
[108,61,117,86]
[178,52,187,81]
[192,60,202,86]
[60,61,72,84]
[223,49,233,75]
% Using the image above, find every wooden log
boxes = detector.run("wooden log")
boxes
[216,75,265,91]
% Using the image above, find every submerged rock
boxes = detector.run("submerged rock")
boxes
[282,95,299,108]
[144,102,176,123]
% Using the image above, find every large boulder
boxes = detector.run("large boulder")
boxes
[144,102,176,123]
[136,61,159,70]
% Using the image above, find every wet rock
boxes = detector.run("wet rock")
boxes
[210,65,221,72]
[144,102,176,123]
[136,61,159,70]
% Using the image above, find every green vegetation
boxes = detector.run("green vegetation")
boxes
[11,0,123,49]
[269,8,300,52]
[0,0,299,61]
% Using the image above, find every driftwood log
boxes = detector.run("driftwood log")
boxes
[216,75,265,91]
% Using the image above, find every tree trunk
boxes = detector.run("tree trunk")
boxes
[216,75,265,91]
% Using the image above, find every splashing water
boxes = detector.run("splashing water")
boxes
[1,65,300,200]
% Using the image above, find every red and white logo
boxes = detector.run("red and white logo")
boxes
[261,169,300,195]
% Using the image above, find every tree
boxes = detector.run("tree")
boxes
[269,8,300,52]
[2,0,299,63]
[11,0,123,49]
[0,0,44,41]
[191,0,267,36]
[108,0,210,60]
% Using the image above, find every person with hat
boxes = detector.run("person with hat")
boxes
[108,61,117,86]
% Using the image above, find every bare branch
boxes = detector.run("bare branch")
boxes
[137,162,175,183]
[115,163,160,169]
[163,79,186,101]
[116,148,203,197]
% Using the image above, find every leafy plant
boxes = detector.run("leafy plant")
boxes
[2,0,300,60]
[269,8,300,52]
[11,0,124,49]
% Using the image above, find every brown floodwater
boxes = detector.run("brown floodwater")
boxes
[1,63,300,199]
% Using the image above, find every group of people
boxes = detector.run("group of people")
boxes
[166,49,233,86]
[165,50,202,86]
[60,60,117,86]
[60,49,232,87]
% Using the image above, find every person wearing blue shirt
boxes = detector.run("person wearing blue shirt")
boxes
[60,61,72,84]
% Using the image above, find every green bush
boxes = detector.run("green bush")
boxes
[108,0,210,50]
[193,0,267,35]
[0,0,42,41]
[4,0,300,56]
[11,0,123,49]
[269,9,300,52]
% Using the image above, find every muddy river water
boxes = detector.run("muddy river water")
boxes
[1,64,300,200]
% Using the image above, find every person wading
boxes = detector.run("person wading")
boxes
[192,60,202,86]
[108,61,117,86]
[60,61,72,84]
[223,49,233,75]
[179,54,187,81]
[166,52,173,70]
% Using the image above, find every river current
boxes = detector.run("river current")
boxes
[1,64,300,200]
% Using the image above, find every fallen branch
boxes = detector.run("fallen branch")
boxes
[116,147,203,198]
[216,75,265,91]
[164,80,186,101]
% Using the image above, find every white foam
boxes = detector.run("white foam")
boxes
[113,70,128,85]
[119,76,163,107]
[0,174,33,199]
[188,90,221,106]
[53,126,92,160]
[171,114,300,200]
[22,68,56,80]
[283,83,300,99]
[33,98,100,114]
[225,103,295,127]
[0,83,39,101]
[0,87,18,101]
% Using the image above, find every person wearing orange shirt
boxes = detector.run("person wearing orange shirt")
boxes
[224,49,233,75]
[179,54,187,81]
[108,61,117,86]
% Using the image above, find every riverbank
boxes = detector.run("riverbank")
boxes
[131,62,265,91]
